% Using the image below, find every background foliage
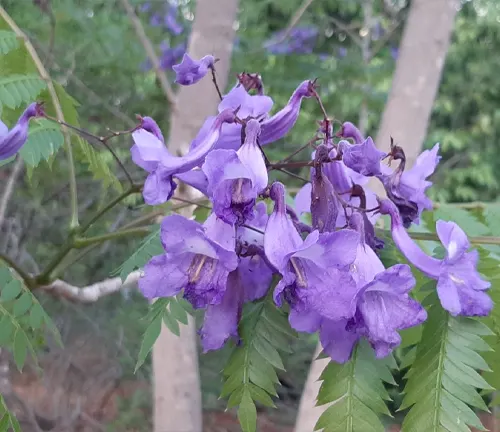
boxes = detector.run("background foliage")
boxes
[1,0,500,430]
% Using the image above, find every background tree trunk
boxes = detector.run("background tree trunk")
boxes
[294,1,459,431]
[151,0,239,431]
[374,0,459,165]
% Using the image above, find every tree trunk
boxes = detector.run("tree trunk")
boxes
[294,1,459,431]
[374,0,459,166]
[151,1,238,431]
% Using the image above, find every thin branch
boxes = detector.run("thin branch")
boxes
[73,227,151,248]
[269,0,316,47]
[0,157,23,231]
[79,184,142,232]
[120,0,176,105]
[41,271,141,303]
[0,253,34,287]
[329,16,363,47]
[0,7,80,228]
[368,19,402,61]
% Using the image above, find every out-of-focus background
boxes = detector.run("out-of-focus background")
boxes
[0,0,499,430]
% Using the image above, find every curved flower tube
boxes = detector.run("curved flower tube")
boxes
[379,199,492,317]
[0,102,43,160]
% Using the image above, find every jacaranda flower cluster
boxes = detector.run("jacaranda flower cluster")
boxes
[132,55,492,362]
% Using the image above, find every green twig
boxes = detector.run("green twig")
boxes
[0,253,35,288]
[74,227,151,248]
[0,7,79,229]
[80,184,142,232]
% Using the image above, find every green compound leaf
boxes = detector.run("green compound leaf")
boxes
[315,340,395,432]
[0,74,46,109]
[221,293,296,432]
[112,226,162,281]
[400,292,491,432]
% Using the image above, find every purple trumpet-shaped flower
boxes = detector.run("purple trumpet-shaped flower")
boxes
[201,203,273,352]
[264,182,360,323]
[378,142,441,227]
[337,121,365,144]
[310,145,338,232]
[191,80,313,153]
[139,212,238,308]
[320,213,426,363]
[380,199,492,317]
[259,80,314,144]
[131,116,176,204]
[339,137,386,177]
[0,102,43,160]
[202,119,268,224]
[173,54,215,85]
[131,109,237,204]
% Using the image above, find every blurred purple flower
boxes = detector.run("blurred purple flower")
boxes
[149,13,162,27]
[265,25,318,55]
[164,5,183,35]
[338,47,347,58]
[139,2,151,12]
[391,46,398,60]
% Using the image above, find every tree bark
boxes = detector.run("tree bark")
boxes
[294,1,459,431]
[151,1,238,431]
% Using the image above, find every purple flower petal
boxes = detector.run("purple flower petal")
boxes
[260,80,314,144]
[200,271,242,352]
[340,137,386,177]
[173,53,215,85]
[320,319,360,364]
[337,121,365,144]
[140,213,238,308]
[143,166,177,205]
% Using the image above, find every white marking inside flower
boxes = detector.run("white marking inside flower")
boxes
[448,240,458,259]
[290,257,307,287]
[189,255,208,283]
[450,274,465,285]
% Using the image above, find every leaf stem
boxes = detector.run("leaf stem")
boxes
[0,7,79,229]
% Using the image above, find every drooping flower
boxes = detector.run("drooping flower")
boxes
[200,270,243,352]
[173,54,215,85]
[264,182,360,323]
[200,202,273,352]
[320,212,426,363]
[131,109,237,204]
[139,212,238,308]
[0,102,43,160]
[380,199,492,317]
[339,137,386,177]
[202,119,267,224]
[310,145,338,232]
[378,143,441,227]
[293,146,382,248]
